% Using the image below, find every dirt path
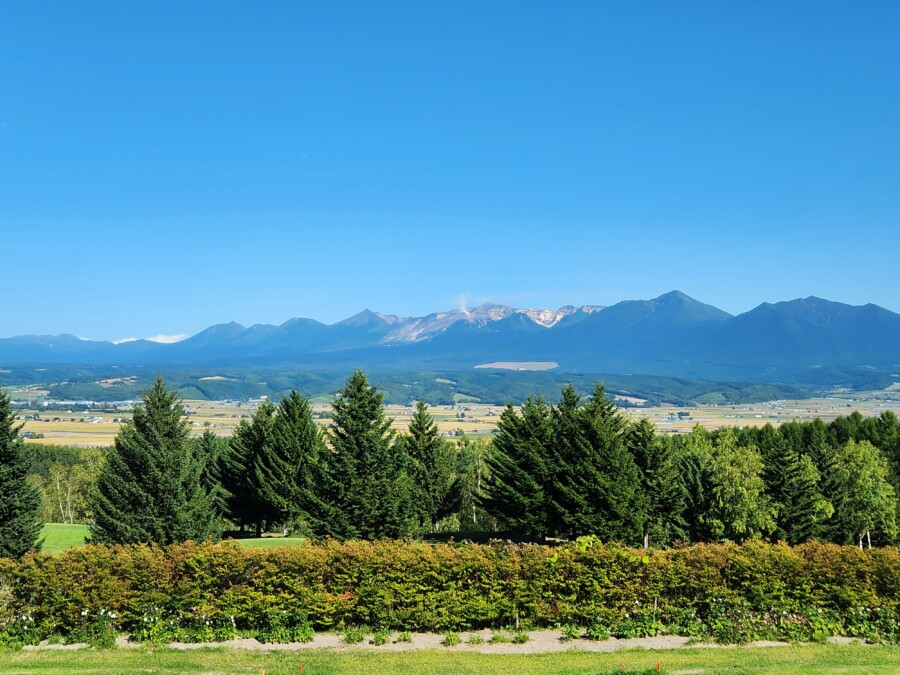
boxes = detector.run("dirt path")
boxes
[22,632,867,654]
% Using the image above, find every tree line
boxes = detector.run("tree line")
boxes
[1,375,898,558]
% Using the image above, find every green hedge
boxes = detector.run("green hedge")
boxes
[1,540,899,645]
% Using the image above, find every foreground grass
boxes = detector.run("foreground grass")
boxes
[1,644,899,674]
[39,524,305,553]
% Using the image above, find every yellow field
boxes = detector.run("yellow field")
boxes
[16,392,900,447]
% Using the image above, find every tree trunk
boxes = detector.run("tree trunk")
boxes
[643,531,649,549]
[867,530,872,549]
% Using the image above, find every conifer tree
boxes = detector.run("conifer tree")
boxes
[254,390,325,535]
[483,384,644,542]
[319,370,416,539]
[397,401,458,532]
[220,400,275,536]
[90,377,220,545]
[191,430,229,518]
[672,427,716,543]
[778,452,833,544]
[571,384,644,543]
[625,418,686,548]
[480,397,554,536]
[0,390,42,559]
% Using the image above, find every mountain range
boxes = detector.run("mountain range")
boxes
[2,291,899,384]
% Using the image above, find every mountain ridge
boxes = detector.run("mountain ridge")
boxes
[2,292,899,385]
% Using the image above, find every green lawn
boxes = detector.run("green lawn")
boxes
[39,524,305,553]
[235,536,306,548]
[0,644,899,674]
[39,523,88,553]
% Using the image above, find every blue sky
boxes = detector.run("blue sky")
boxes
[2,1,898,341]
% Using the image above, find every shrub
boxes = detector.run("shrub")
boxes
[0,539,898,645]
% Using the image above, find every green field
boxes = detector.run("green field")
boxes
[39,523,89,553]
[39,524,306,553]
[0,643,898,673]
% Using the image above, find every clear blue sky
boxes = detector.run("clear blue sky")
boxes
[2,1,898,341]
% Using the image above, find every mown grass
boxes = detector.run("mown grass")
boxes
[0,643,899,674]
[39,524,306,553]
[39,523,89,553]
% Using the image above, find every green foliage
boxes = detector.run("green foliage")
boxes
[0,391,43,559]
[830,439,898,547]
[0,540,900,644]
[482,384,645,542]
[254,390,324,535]
[397,401,458,533]
[342,626,366,644]
[89,377,220,545]
[626,419,686,547]
[446,439,495,532]
[705,430,776,542]
[559,624,581,641]
[221,400,275,536]
[511,629,530,643]
[26,444,101,525]
[585,622,611,640]
[442,631,461,646]
[319,370,417,539]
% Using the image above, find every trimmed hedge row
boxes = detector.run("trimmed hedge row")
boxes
[1,540,899,645]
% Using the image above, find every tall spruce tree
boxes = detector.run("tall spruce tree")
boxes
[90,377,220,545]
[480,397,554,536]
[319,370,416,539]
[482,384,644,543]
[191,430,229,519]
[0,390,43,558]
[253,390,325,535]
[220,400,275,536]
[397,401,458,532]
[672,427,716,543]
[778,451,833,544]
[563,384,644,543]
[625,418,686,548]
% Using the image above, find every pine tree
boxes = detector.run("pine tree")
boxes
[253,390,324,535]
[0,390,42,558]
[191,430,229,518]
[319,370,416,539]
[625,418,686,548]
[90,377,220,545]
[778,452,833,544]
[480,397,554,536]
[220,401,275,536]
[398,401,458,532]
[482,384,644,542]
[567,384,644,543]
[673,427,716,543]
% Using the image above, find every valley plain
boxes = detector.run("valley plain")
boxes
[11,389,900,447]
